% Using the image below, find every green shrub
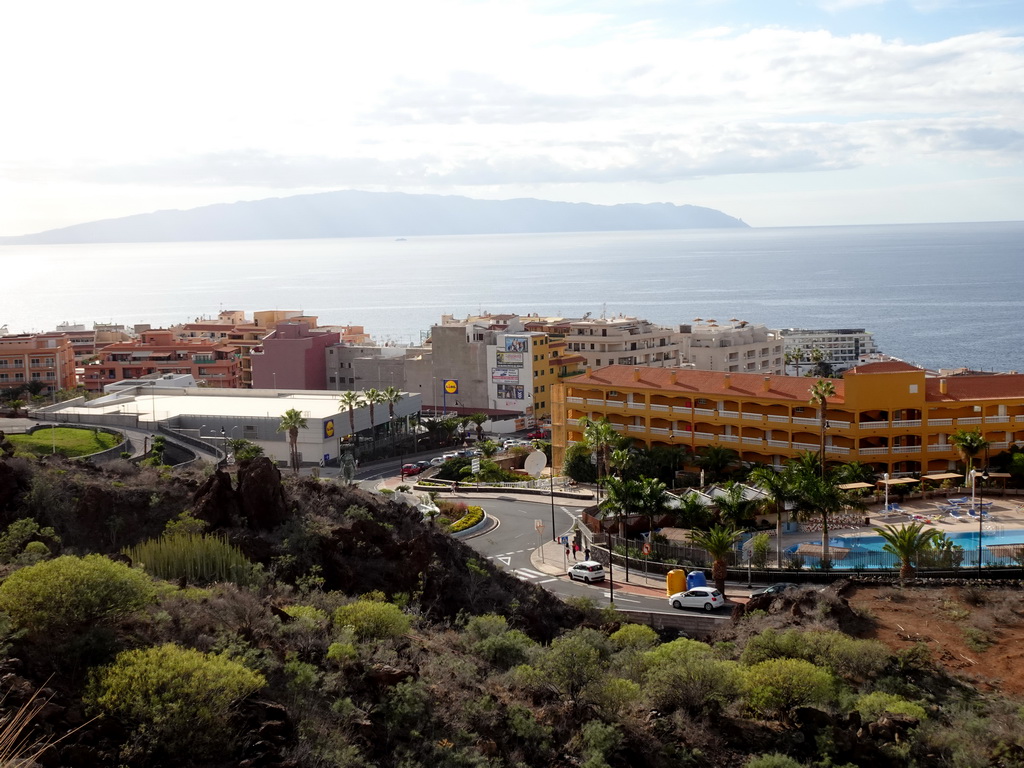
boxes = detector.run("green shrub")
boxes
[0,554,154,637]
[641,638,742,714]
[609,623,659,652]
[745,755,805,768]
[282,604,329,632]
[0,518,60,564]
[473,629,535,669]
[449,505,484,533]
[123,533,260,587]
[854,691,927,721]
[86,643,265,758]
[743,658,835,717]
[740,628,889,680]
[333,600,411,640]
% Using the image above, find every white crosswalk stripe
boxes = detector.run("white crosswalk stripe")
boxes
[514,568,546,580]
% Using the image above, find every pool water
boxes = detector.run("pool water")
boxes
[787,528,1024,569]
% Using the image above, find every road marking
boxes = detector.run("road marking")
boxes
[537,578,557,584]
[515,568,546,580]
[495,556,511,566]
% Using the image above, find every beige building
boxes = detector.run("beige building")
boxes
[678,319,785,374]
[559,316,685,368]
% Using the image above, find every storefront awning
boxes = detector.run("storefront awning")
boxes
[877,477,919,485]
[838,482,874,490]
[921,473,963,481]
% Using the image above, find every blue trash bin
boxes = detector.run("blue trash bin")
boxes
[686,571,707,590]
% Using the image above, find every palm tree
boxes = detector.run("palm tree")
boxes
[785,348,806,377]
[601,476,644,581]
[363,388,385,440]
[477,439,500,458]
[337,391,365,441]
[467,413,488,442]
[610,447,635,479]
[382,386,404,434]
[748,464,799,566]
[673,492,714,530]
[791,468,863,568]
[636,476,671,537]
[714,482,761,528]
[689,524,742,595]
[578,416,621,489]
[439,416,462,446]
[836,460,875,485]
[6,399,25,417]
[695,444,739,484]
[277,408,308,474]
[808,347,832,377]
[421,418,443,447]
[874,521,941,581]
[809,379,837,477]
[948,428,990,475]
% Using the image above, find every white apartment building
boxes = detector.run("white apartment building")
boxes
[677,320,786,374]
[780,328,879,375]
[562,316,684,368]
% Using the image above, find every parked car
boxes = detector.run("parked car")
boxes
[400,463,422,477]
[415,460,432,471]
[668,586,726,612]
[567,561,605,584]
[527,430,550,439]
[749,582,800,598]
[428,456,446,467]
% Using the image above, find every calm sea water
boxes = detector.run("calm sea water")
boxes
[3,221,1022,372]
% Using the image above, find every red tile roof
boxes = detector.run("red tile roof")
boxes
[846,361,923,375]
[926,374,1024,402]
[568,365,844,403]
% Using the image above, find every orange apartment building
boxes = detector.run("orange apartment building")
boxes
[553,361,1024,476]
[0,334,77,395]
[81,329,241,391]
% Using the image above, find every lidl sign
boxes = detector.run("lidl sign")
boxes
[443,379,459,394]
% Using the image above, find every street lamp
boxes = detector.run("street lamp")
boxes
[976,468,989,575]
[883,472,889,511]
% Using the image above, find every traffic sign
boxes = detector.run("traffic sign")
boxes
[641,542,651,556]
[471,458,480,473]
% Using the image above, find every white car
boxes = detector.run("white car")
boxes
[668,586,726,612]
[567,561,605,584]
[428,456,446,467]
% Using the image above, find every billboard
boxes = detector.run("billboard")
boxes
[491,367,519,382]
[497,383,525,399]
[504,336,529,353]
[496,351,524,367]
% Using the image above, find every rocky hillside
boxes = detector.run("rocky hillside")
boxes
[0,454,1021,767]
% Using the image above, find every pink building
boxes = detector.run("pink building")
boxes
[251,321,340,390]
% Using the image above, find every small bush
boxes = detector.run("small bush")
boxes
[123,533,261,587]
[641,638,742,714]
[609,623,659,652]
[86,643,265,759]
[282,604,329,632]
[333,600,411,641]
[449,505,484,533]
[854,691,927,721]
[745,755,805,768]
[740,628,889,680]
[0,554,154,637]
[743,658,835,717]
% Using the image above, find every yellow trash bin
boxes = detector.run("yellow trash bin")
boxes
[666,569,687,596]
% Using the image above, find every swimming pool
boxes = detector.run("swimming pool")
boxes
[786,528,1024,569]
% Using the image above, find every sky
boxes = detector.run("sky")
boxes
[1,0,1022,234]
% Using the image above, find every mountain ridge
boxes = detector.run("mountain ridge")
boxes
[0,189,748,244]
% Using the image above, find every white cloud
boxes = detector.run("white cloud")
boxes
[0,0,1021,231]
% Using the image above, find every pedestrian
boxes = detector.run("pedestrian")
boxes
[564,546,570,560]
[584,546,591,561]
[572,542,579,560]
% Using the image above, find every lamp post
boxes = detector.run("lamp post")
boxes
[883,472,889,511]
[977,468,989,575]
[391,415,402,478]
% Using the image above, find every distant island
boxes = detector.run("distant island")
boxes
[0,190,748,245]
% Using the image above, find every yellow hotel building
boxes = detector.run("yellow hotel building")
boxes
[552,361,1024,476]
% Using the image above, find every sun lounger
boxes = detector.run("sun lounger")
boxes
[967,509,988,519]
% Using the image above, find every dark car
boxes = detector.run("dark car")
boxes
[416,460,432,471]
[749,582,799,598]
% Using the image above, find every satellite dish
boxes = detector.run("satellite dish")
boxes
[523,450,547,478]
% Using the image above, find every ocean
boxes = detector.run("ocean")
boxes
[3,221,1022,372]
